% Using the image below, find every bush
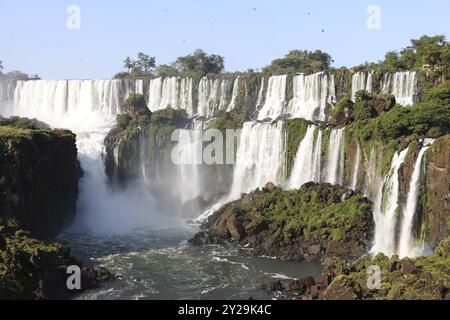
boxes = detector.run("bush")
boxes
[423,81,450,106]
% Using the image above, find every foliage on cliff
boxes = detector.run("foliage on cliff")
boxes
[0,225,114,300]
[276,235,449,300]
[0,119,80,239]
[191,183,374,262]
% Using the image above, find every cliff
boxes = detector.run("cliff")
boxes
[0,118,80,238]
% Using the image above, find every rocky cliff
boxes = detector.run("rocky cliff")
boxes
[0,117,80,238]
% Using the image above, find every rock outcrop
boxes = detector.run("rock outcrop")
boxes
[191,182,374,262]
[0,225,114,300]
[271,235,450,300]
[0,118,80,239]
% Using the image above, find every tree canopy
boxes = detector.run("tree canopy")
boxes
[173,49,225,77]
[263,50,333,75]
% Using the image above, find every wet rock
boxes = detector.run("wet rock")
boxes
[262,280,284,293]
[321,275,362,300]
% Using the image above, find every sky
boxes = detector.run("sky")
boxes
[0,0,449,79]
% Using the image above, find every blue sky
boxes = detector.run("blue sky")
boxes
[1,0,449,79]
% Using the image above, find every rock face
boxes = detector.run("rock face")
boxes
[422,135,450,248]
[191,182,374,262]
[0,226,114,300]
[0,120,80,239]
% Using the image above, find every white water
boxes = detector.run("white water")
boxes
[325,128,345,185]
[371,149,408,256]
[287,125,322,188]
[7,79,178,234]
[398,146,429,258]
[381,71,418,106]
[257,76,287,120]
[228,121,286,199]
[351,71,373,101]
[350,143,361,190]
[226,77,240,112]
[174,120,204,203]
[197,77,234,118]
[288,72,336,122]
[148,77,194,116]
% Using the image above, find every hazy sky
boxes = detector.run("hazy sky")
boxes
[1,0,449,79]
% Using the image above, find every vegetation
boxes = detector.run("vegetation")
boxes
[263,50,333,75]
[284,118,310,175]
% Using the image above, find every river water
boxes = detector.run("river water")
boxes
[59,226,322,300]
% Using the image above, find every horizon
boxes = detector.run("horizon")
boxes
[1,0,449,79]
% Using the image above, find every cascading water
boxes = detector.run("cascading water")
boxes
[325,128,345,185]
[256,78,266,109]
[173,120,204,203]
[228,121,286,199]
[381,71,418,106]
[8,79,176,233]
[287,72,336,122]
[371,149,409,257]
[398,145,430,258]
[226,77,240,112]
[148,77,194,116]
[287,125,322,189]
[257,75,287,120]
[351,71,373,101]
[197,77,233,118]
[350,143,361,190]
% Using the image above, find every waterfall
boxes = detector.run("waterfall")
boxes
[256,78,266,109]
[138,127,149,183]
[174,120,204,203]
[7,79,174,233]
[381,71,418,106]
[148,77,194,116]
[228,121,286,199]
[197,77,234,118]
[0,79,17,111]
[325,128,345,185]
[226,77,240,112]
[287,72,336,122]
[287,125,322,189]
[257,75,287,120]
[350,143,361,190]
[351,71,373,101]
[371,149,409,257]
[398,145,430,258]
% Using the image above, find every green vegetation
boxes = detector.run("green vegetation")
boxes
[263,50,332,75]
[354,35,450,80]
[353,90,377,121]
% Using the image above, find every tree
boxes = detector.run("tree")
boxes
[136,52,156,73]
[123,56,134,73]
[174,49,224,77]
[155,64,179,78]
[0,60,3,73]
[263,50,333,75]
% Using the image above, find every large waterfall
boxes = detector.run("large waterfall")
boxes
[287,72,336,122]
[287,125,322,189]
[398,145,430,258]
[6,79,177,233]
[381,71,418,106]
[351,71,373,101]
[371,149,409,256]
